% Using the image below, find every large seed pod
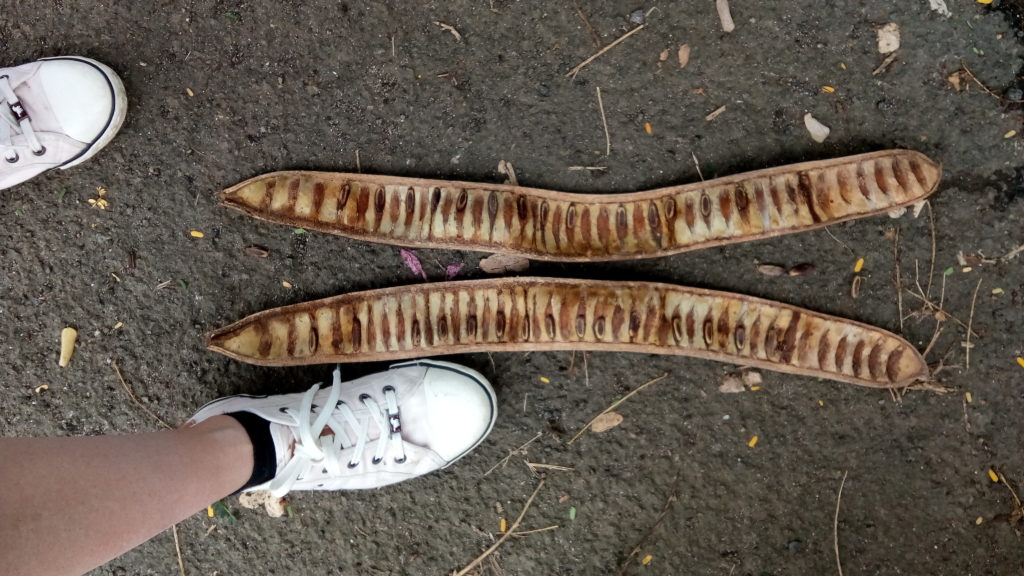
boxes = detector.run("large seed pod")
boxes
[219,150,940,262]
[206,278,928,389]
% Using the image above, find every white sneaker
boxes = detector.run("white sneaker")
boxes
[0,56,127,191]
[187,360,498,497]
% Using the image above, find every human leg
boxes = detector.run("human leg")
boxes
[0,360,496,576]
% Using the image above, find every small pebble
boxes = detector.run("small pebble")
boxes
[788,540,802,553]
[1007,87,1023,101]
[628,9,646,25]
[537,83,551,97]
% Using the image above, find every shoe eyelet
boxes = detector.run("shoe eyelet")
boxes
[347,461,359,469]
[322,467,328,474]
[5,154,18,164]
[382,385,396,393]
[371,457,383,465]
[279,407,289,413]
[359,393,372,402]
[394,455,407,464]
[32,146,46,157]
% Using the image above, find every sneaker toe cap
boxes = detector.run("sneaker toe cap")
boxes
[38,59,116,143]
[422,365,497,462]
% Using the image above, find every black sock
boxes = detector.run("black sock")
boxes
[225,411,278,492]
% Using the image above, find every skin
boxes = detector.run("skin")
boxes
[0,416,253,576]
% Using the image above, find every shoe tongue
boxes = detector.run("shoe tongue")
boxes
[268,421,298,473]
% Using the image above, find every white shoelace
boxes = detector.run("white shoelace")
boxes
[0,75,43,162]
[268,366,408,497]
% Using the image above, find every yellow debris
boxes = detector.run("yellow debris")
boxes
[818,400,825,407]
[750,386,761,391]
[59,327,77,367]
[207,505,215,517]
[644,122,653,134]
[962,267,973,273]
[977,0,993,4]
[839,62,847,70]
[34,384,48,393]
[853,257,865,273]
[965,392,973,404]
[282,281,294,289]
[822,85,836,93]
[113,322,124,330]
[975,516,984,525]
[186,88,195,97]
[500,518,507,533]
[1017,357,1024,369]
[748,435,759,448]
[992,288,1004,295]
[189,230,205,238]
[988,469,999,483]
[642,554,653,565]
[1005,130,1018,139]
[539,377,551,383]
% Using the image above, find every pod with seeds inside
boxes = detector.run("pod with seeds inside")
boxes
[207,277,928,389]
[218,150,941,262]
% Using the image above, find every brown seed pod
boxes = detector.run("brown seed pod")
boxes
[218,150,941,262]
[206,277,928,389]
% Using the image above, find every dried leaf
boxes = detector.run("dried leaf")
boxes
[947,71,963,92]
[877,23,900,54]
[480,253,530,274]
[803,113,830,143]
[719,374,745,393]
[756,264,788,277]
[677,44,691,69]
[444,263,464,281]
[741,371,763,387]
[658,49,669,62]
[787,263,815,276]
[928,0,952,17]
[399,249,428,280]
[244,245,270,258]
[591,411,625,433]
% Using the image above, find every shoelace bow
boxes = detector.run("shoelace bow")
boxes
[268,366,407,497]
[0,75,43,162]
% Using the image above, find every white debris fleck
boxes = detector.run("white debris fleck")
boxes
[803,113,831,143]
[877,23,901,54]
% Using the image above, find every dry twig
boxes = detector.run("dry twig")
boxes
[570,0,603,48]
[452,480,546,576]
[484,432,543,476]
[113,361,172,429]
[568,372,669,444]
[892,227,904,331]
[960,62,1024,103]
[872,51,899,76]
[565,24,646,78]
[834,471,849,576]
[512,524,559,537]
[925,201,936,299]
[617,476,680,575]
[963,278,983,371]
[596,87,611,156]
[172,524,186,576]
